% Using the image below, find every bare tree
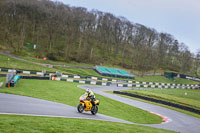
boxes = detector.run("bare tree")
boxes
[0,0,196,76]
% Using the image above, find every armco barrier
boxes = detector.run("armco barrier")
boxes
[19,75,111,86]
[0,68,118,82]
[0,74,6,77]
[113,91,200,115]
[89,76,117,82]
[0,68,199,87]
[126,80,199,87]
[117,83,195,89]
[21,76,49,80]
[52,77,111,86]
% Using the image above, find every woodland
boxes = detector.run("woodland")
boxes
[0,0,199,76]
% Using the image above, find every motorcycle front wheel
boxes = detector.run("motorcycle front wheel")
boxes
[77,103,84,113]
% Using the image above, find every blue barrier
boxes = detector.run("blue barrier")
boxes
[10,75,21,87]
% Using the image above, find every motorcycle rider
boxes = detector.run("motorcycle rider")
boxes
[85,88,96,107]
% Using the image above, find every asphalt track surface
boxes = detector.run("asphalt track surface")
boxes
[0,93,132,124]
[0,85,200,133]
[80,85,200,133]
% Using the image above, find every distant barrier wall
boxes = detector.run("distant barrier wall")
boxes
[117,83,198,89]
[0,68,199,88]
[113,91,200,115]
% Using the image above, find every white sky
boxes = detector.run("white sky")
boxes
[54,0,200,53]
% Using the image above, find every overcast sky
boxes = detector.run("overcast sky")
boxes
[54,0,200,53]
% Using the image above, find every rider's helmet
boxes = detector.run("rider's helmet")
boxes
[86,88,91,95]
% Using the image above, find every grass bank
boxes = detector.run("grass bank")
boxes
[134,75,199,84]
[0,54,57,72]
[54,66,101,77]
[0,115,175,133]
[22,56,94,67]
[121,89,200,109]
[106,91,200,119]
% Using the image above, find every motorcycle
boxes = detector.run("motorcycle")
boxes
[77,94,100,115]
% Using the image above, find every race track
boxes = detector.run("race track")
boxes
[0,85,200,133]
[79,85,200,133]
[0,93,132,124]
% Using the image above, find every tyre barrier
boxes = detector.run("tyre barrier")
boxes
[0,68,89,79]
[117,83,196,89]
[113,91,200,115]
[126,80,199,87]
[6,75,49,87]
[1,69,111,86]
[20,76,49,80]
[89,76,117,82]
[0,74,6,77]
[0,68,199,87]
[0,68,118,82]
[52,77,111,86]
[90,76,199,87]
[13,75,111,86]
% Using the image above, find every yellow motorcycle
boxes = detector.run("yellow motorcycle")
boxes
[77,94,100,115]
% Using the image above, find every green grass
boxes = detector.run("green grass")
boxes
[0,54,100,76]
[134,75,199,84]
[121,89,200,109]
[22,56,94,67]
[0,55,57,72]
[106,91,200,119]
[54,66,101,77]
[0,78,162,124]
[0,77,5,83]
[173,77,200,84]
[0,115,175,133]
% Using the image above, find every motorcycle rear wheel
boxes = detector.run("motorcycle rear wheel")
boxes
[91,105,98,115]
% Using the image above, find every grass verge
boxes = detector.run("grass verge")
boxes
[121,89,200,109]
[0,55,57,72]
[0,78,162,124]
[0,115,175,133]
[54,66,101,77]
[22,56,94,67]
[134,75,199,84]
[106,91,200,119]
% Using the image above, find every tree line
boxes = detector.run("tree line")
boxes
[0,0,199,76]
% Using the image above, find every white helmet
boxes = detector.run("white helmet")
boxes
[86,88,91,94]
